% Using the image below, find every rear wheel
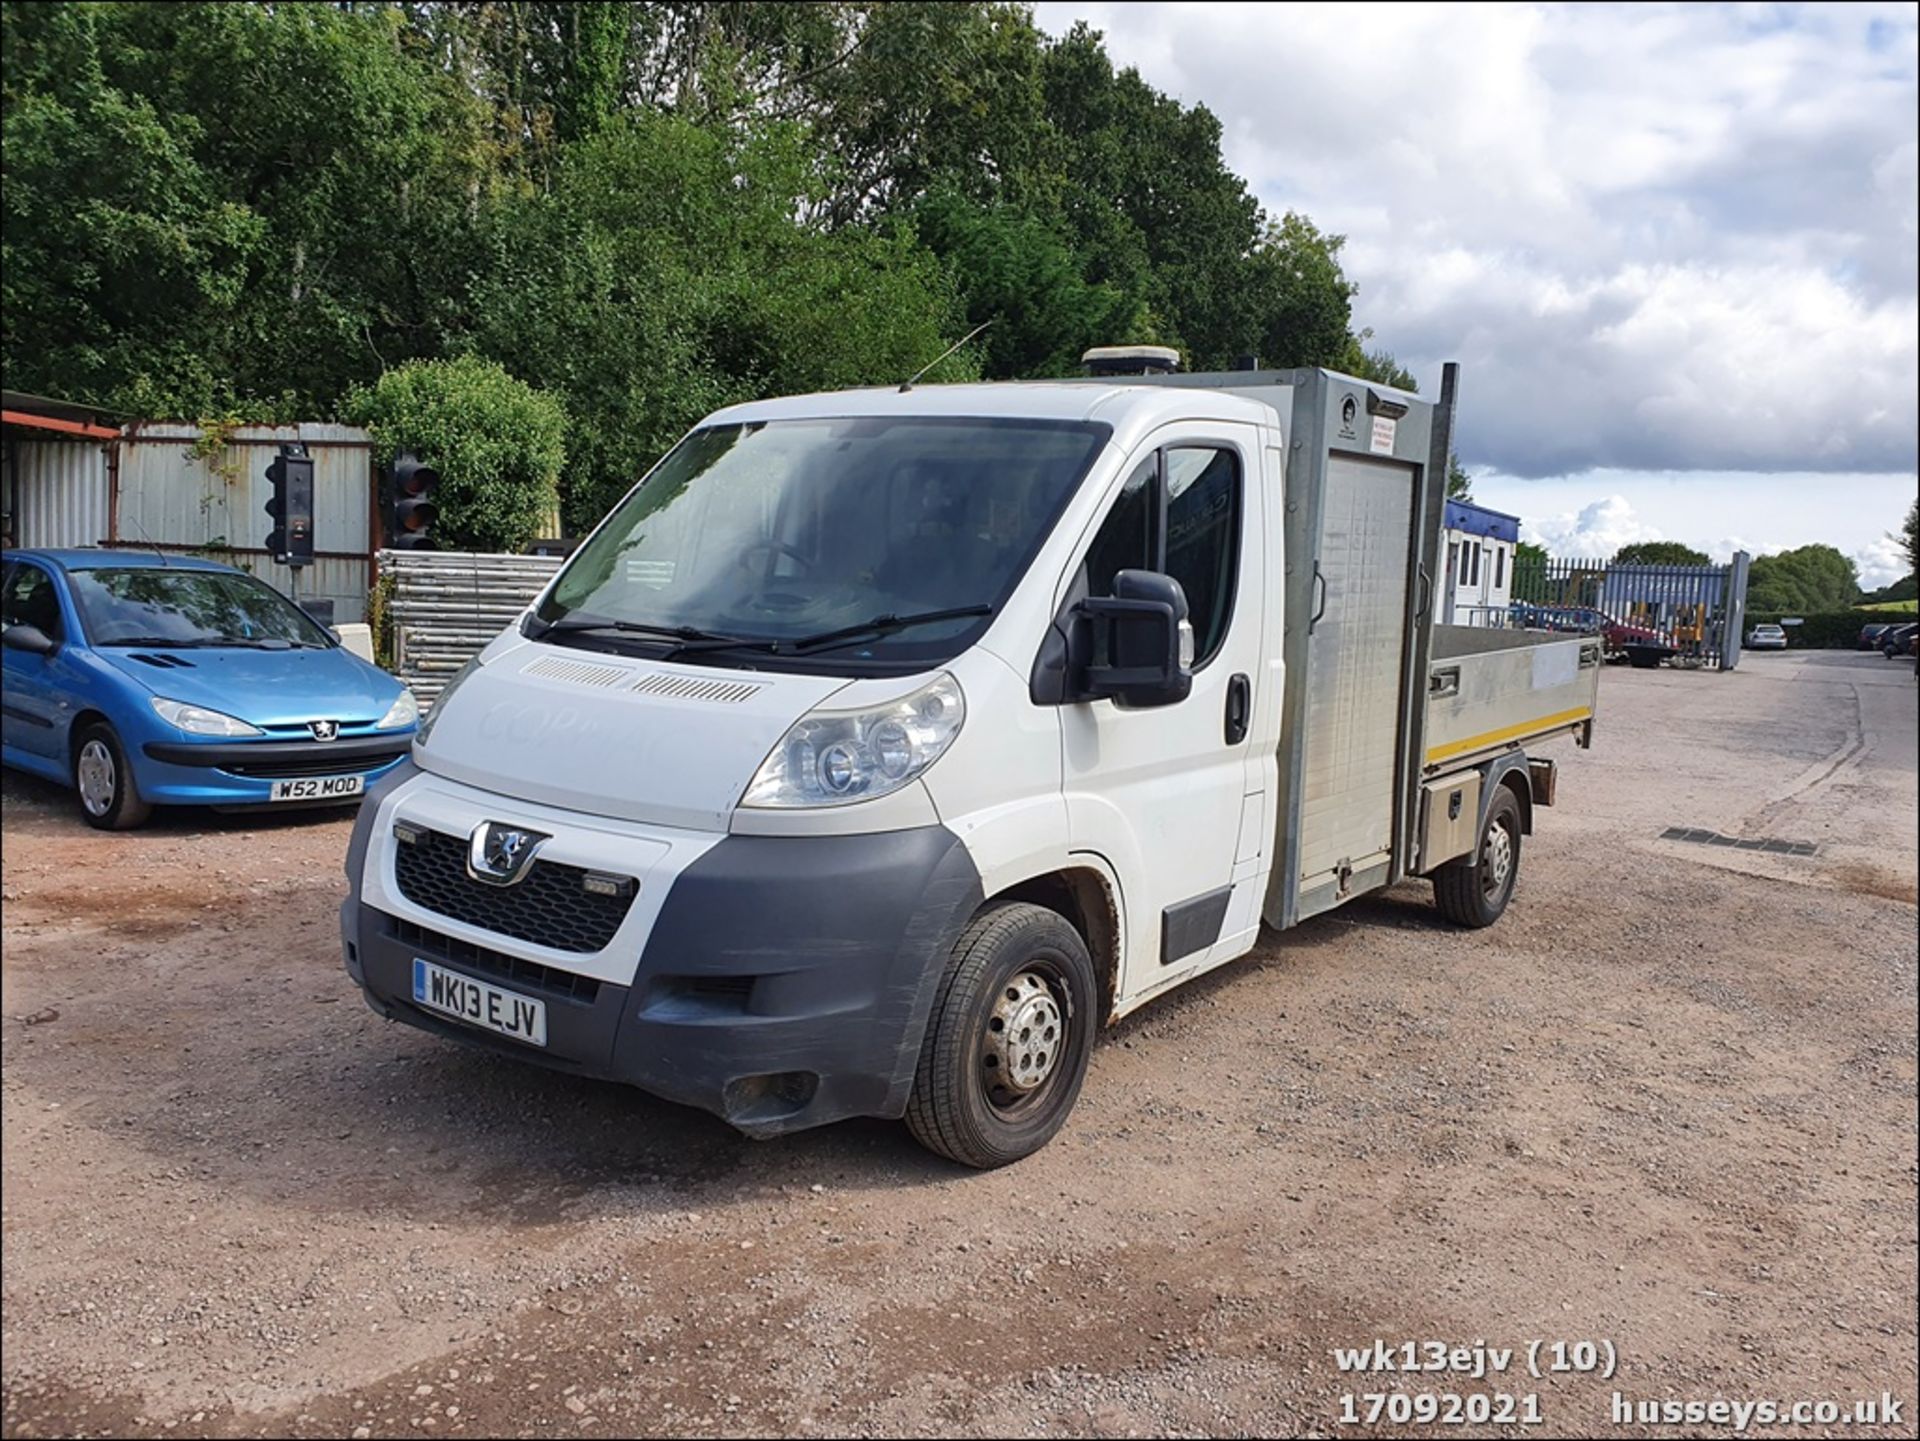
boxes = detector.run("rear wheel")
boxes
[1433,786,1521,928]
[906,902,1096,1169]
[73,722,151,831]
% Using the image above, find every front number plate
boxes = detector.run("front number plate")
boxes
[412,959,548,1047]
[269,775,365,802]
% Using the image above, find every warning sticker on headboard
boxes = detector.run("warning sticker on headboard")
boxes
[1370,416,1397,455]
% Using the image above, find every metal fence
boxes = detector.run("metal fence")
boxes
[1502,552,1752,671]
[382,549,562,704]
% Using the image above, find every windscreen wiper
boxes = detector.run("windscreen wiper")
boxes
[784,604,993,655]
[529,614,766,649]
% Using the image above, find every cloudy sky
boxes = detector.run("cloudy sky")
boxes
[1033,1,1919,585]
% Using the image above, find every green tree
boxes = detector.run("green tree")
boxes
[1898,498,1918,580]
[1232,213,1358,371]
[912,188,1148,378]
[2,1,490,419]
[1339,336,1417,390]
[1746,544,1860,613]
[1611,541,1711,567]
[467,114,968,527]
[344,357,566,552]
[5,0,1410,539]
[1446,454,1472,501]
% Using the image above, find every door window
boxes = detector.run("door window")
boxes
[1,563,62,641]
[1082,456,1156,596]
[1081,444,1241,668]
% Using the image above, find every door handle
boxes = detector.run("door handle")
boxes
[1224,672,1251,745]
[1309,564,1328,633]
[1416,563,1432,618]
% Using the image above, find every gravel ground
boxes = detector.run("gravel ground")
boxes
[2,648,1915,1439]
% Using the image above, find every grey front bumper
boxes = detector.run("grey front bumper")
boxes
[341,790,983,1137]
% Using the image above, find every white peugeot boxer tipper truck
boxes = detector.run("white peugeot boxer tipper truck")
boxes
[341,360,1599,1167]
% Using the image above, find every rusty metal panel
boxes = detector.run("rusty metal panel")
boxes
[12,439,111,548]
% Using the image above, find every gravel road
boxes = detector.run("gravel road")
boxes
[3,649,1915,1438]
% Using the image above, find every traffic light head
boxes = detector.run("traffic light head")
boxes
[263,444,315,567]
[386,452,441,550]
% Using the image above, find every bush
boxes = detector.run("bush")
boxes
[1744,611,1881,649]
[344,357,566,552]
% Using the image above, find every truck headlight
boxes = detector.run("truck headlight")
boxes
[376,687,419,731]
[742,673,965,808]
[150,697,263,738]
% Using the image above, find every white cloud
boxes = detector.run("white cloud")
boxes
[1853,532,1912,590]
[1516,494,1663,558]
[1470,469,1915,584]
[1033,2,1920,479]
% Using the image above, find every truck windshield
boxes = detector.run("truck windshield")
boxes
[533,416,1109,671]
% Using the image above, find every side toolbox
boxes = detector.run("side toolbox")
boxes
[1418,771,1482,871]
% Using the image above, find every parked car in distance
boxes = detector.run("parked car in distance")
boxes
[1856,622,1893,650]
[2,549,418,829]
[1507,602,1674,663]
[1745,623,1788,650]
[1880,621,1919,659]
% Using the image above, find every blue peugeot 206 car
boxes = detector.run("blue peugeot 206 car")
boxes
[1,549,418,829]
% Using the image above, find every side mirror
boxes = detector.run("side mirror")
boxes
[1076,569,1194,707]
[2,623,57,656]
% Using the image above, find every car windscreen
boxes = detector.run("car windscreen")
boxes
[66,567,332,649]
[534,416,1110,671]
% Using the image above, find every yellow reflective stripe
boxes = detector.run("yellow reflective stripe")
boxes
[1425,707,1592,765]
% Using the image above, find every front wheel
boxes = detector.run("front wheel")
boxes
[73,722,151,831]
[1433,786,1521,928]
[906,902,1097,1168]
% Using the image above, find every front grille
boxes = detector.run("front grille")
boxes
[384,912,602,1003]
[219,747,407,779]
[391,826,635,955]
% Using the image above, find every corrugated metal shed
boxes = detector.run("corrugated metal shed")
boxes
[114,423,376,623]
[7,438,112,549]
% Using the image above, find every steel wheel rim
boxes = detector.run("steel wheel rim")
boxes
[982,963,1072,1114]
[77,739,116,817]
[1482,818,1514,899]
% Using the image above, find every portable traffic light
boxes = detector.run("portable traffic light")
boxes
[384,452,440,550]
[263,443,315,567]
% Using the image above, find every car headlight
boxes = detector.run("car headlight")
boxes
[376,687,419,731]
[150,696,263,738]
[742,673,965,809]
[415,656,482,747]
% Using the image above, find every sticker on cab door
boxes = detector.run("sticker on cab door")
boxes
[1370,416,1397,455]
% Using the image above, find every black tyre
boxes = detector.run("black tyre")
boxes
[1433,786,1522,929]
[906,901,1097,1169]
[1625,646,1661,669]
[73,722,151,831]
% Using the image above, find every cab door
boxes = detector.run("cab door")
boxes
[1057,422,1265,1002]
